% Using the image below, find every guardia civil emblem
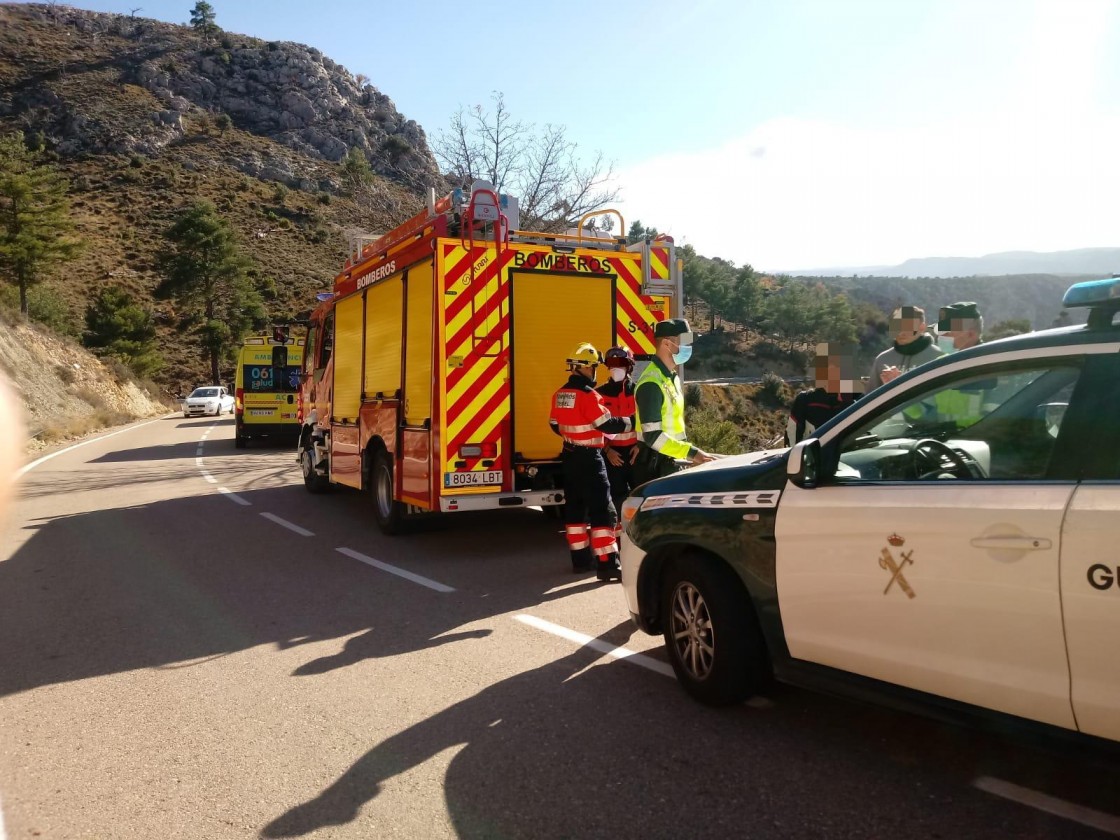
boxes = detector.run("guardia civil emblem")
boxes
[879,533,915,599]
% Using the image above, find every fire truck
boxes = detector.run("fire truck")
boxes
[297,181,682,534]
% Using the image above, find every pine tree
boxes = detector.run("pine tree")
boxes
[189,1,219,40]
[0,133,81,316]
[83,286,164,378]
[157,201,263,383]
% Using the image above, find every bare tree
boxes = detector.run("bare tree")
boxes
[433,92,619,232]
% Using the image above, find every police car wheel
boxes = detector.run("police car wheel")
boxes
[661,555,769,706]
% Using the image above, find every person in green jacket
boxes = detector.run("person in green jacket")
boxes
[936,301,984,352]
[633,319,716,484]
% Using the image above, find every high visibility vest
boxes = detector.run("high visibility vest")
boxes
[550,384,612,447]
[934,388,988,430]
[596,381,637,445]
[635,362,692,460]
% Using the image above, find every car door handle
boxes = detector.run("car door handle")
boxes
[969,536,1052,551]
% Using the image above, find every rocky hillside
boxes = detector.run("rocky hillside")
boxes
[0,3,437,182]
[0,310,169,454]
[0,2,442,391]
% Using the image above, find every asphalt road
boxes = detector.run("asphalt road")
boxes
[1,415,1117,839]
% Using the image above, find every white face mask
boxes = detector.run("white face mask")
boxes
[609,368,626,382]
[936,335,957,353]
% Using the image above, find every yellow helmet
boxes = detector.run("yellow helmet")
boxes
[566,342,602,368]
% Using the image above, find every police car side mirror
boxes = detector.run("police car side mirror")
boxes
[787,439,820,489]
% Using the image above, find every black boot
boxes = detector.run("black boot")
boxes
[571,547,593,574]
[596,553,621,582]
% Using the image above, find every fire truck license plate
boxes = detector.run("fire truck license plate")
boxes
[444,470,502,488]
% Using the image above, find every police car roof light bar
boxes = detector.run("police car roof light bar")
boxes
[1061,276,1120,309]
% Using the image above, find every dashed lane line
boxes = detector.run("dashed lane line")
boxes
[974,776,1120,837]
[218,487,251,506]
[260,512,314,537]
[335,547,455,593]
[198,432,448,592]
[513,614,675,677]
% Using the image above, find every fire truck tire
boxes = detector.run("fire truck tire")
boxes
[300,440,329,493]
[372,449,407,535]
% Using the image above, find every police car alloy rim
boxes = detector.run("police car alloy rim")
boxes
[669,581,715,681]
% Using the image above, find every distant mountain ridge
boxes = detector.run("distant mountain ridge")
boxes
[788,247,1120,279]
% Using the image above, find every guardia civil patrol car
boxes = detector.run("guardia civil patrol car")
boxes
[620,277,1120,744]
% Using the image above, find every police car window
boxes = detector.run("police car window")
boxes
[835,363,1081,483]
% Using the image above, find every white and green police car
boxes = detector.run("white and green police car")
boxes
[620,277,1120,744]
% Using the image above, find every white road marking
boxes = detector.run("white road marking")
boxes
[513,614,675,677]
[0,793,6,840]
[200,471,216,483]
[260,512,314,537]
[974,776,1120,836]
[218,487,250,506]
[335,547,455,593]
[17,416,168,477]
[194,456,205,467]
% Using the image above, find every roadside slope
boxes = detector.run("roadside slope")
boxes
[0,314,169,453]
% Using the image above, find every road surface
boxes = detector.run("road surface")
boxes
[0,415,1116,839]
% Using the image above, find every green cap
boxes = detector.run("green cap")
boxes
[653,318,692,339]
[937,301,981,331]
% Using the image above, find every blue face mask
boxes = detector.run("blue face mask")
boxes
[672,344,693,365]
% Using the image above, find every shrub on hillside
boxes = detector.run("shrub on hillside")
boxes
[0,285,79,336]
[684,383,701,409]
[685,405,741,455]
[758,371,788,406]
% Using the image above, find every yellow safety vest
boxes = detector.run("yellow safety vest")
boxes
[635,362,692,460]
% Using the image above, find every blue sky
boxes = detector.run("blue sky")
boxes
[37,0,1120,271]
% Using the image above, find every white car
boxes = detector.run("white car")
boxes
[182,386,235,418]
[621,276,1120,745]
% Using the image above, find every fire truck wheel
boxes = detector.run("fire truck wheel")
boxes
[300,440,329,493]
[372,449,407,535]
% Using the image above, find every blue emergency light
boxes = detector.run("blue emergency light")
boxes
[1061,276,1120,308]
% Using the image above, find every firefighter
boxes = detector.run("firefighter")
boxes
[634,319,716,483]
[548,342,634,581]
[596,347,639,534]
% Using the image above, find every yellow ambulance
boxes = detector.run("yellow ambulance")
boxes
[234,334,304,448]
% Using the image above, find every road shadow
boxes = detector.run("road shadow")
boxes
[175,418,233,429]
[89,440,209,463]
[0,487,581,700]
[260,622,1120,840]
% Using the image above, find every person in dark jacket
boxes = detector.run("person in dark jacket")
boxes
[549,342,633,581]
[596,347,639,531]
[786,342,862,445]
[869,305,944,389]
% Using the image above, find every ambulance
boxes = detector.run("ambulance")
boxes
[297,181,682,533]
[234,331,304,448]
